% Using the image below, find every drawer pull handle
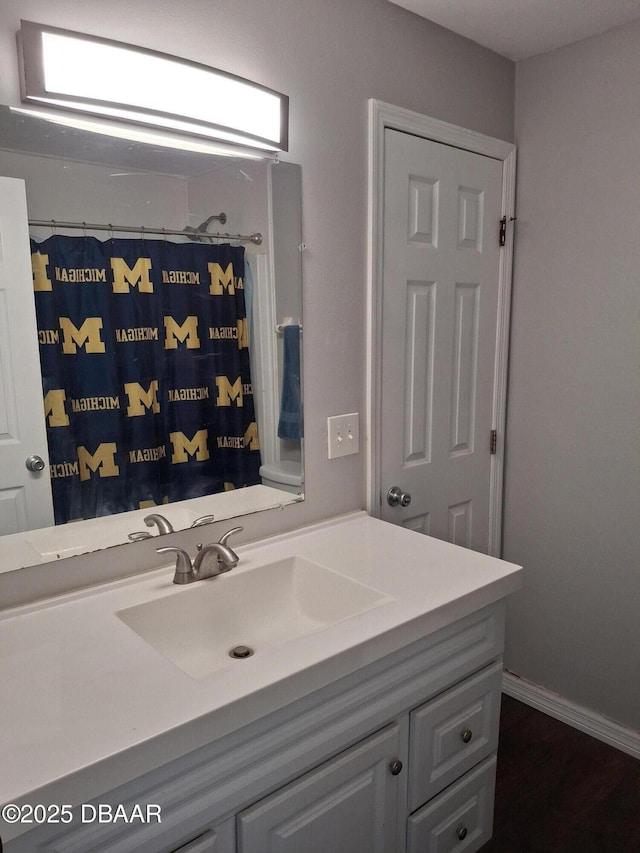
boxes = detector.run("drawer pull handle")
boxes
[456,825,468,841]
[461,728,473,744]
[389,759,403,776]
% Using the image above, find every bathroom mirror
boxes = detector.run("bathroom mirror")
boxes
[0,105,303,571]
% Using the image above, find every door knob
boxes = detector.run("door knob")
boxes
[25,455,46,472]
[386,486,411,507]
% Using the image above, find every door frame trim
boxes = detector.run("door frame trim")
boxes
[366,100,516,556]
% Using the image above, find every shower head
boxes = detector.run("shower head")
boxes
[182,212,227,242]
[198,213,226,230]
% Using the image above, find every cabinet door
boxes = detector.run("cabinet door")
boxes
[0,176,54,535]
[238,724,403,853]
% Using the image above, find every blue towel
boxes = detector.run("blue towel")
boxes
[277,324,303,440]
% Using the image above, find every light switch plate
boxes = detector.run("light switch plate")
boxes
[327,412,360,459]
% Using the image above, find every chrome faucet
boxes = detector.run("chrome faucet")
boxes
[144,513,175,535]
[157,526,243,584]
[128,513,216,542]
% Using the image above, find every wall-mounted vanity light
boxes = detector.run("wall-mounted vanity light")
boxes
[16,20,289,155]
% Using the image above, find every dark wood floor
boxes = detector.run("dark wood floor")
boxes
[481,695,640,852]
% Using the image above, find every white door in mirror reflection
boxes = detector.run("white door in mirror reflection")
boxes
[0,177,54,535]
[380,131,502,553]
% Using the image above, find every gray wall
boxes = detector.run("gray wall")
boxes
[504,21,640,731]
[0,0,514,545]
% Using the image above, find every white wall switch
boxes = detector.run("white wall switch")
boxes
[327,412,360,459]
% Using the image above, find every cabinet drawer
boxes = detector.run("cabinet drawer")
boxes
[407,755,496,853]
[408,660,502,810]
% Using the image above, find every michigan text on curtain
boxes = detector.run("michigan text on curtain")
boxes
[31,235,261,525]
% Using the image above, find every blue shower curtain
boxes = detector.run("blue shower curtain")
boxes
[31,235,261,525]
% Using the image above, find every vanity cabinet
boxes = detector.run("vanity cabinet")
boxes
[236,661,502,853]
[4,602,505,853]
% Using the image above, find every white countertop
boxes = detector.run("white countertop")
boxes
[1,484,298,571]
[0,512,521,842]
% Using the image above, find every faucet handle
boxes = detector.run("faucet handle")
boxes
[191,514,215,528]
[156,546,194,584]
[218,526,243,560]
[128,531,153,541]
[218,526,243,547]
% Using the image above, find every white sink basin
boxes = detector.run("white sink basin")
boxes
[116,556,389,679]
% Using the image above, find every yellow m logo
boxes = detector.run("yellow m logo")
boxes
[124,381,160,416]
[59,318,106,354]
[43,389,70,427]
[170,429,210,464]
[164,316,200,349]
[215,376,243,407]
[244,421,260,451]
[77,443,120,481]
[237,317,249,350]
[111,257,153,294]
[208,262,243,295]
[32,252,52,292]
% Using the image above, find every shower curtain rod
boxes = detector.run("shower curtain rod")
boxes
[28,218,263,245]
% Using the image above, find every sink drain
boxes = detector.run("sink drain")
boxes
[229,645,254,659]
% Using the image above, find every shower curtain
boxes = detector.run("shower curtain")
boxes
[31,234,261,525]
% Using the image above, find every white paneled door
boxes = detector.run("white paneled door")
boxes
[0,176,54,535]
[379,129,504,552]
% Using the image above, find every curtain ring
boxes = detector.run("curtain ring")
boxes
[51,219,56,236]
[108,223,114,239]
[82,221,87,238]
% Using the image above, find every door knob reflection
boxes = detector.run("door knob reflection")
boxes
[387,486,411,507]
[25,455,45,472]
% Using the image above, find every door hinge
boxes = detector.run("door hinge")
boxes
[490,429,497,455]
[499,214,517,247]
[499,216,506,247]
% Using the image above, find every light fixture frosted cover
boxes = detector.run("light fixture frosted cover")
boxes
[17,20,288,152]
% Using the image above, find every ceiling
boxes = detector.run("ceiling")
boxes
[388,0,640,61]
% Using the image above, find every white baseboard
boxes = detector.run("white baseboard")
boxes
[502,671,640,759]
